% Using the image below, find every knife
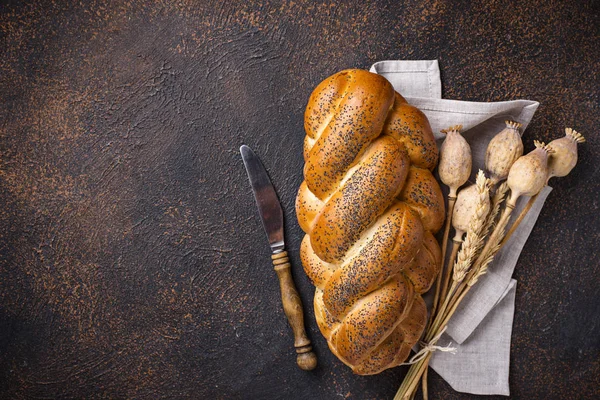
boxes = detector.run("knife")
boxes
[240,144,317,371]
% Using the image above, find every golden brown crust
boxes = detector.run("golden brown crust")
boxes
[330,276,413,365]
[398,166,445,233]
[303,69,395,199]
[295,181,322,234]
[321,202,423,320]
[296,69,444,375]
[300,235,334,289]
[351,323,410,375]
[383,93,438,170]
[402,231,442,294]
[351,294,427,375]
[310,136,409,263]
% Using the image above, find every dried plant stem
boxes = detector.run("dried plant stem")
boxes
[394,354,433,400]
[500,193,539,248]
[445,272,477,319]
[435,286,470,335]
[421,368,428,400]
[406,359,430,398]
[428,279,460,338]
[395,360,420,399]
[439,238,461,306]
[430,194,457,326]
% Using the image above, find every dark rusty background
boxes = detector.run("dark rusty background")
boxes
[1,0,599,399]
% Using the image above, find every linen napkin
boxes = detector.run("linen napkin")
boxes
[370,60,550,396]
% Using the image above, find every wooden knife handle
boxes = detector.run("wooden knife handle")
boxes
[271,251,317,371]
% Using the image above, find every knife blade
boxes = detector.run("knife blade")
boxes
[240,144,317,371]
[239,145,284,253]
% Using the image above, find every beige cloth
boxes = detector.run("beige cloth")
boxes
[371,60,549,396]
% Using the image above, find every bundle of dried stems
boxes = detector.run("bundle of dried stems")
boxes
[394,124,585,400]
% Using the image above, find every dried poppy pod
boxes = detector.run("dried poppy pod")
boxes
[432,125,472,318]
[503,130,584,246]
[547,128,585,182]
[485,121,524,185]
[506,140,554,207]
[452,180,491,240]
[468,142,555,299]
[439,125,472,198]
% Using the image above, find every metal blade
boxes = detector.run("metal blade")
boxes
[240,145,285,252]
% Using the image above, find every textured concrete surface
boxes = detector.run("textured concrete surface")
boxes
[0,0,598,399]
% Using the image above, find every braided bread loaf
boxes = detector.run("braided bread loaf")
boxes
[296,69,445,375]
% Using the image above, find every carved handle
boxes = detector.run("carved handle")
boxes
[272,251,317,371]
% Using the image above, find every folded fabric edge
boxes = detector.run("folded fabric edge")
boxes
[370,59,439,74]
[406,97,539,115]
[430,280,517,396]
[390,98,540,143]
[371,60,441,99]
[405,97,539,137]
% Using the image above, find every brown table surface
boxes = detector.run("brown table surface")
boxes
[1,1,599,399]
